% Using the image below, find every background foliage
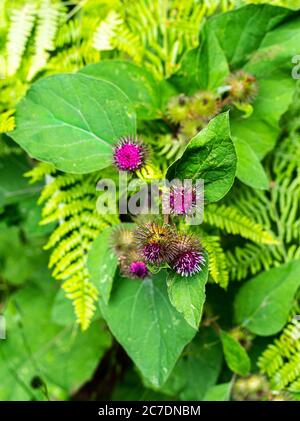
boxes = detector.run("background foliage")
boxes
[0,0,300,401]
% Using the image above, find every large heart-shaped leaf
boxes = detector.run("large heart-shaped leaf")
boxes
[167,112,236,203]
[166,253,208,329]
[80,61,160,120]
[99,271,197,387]
[234,260,300,336]
[10,74,136,173]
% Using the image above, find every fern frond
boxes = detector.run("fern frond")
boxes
[113,25,143,62]
[6,4,36,76]
[47,41,100,73]
[93,10,122,51]
[258,319,300,391]
[27,0,62,80]
[33,169,118,330]
[25,161,56,183]
[226,242,275,281]
[63,270,98,331]
[201,234,229,288]
[0,110,15,133]
[204,204,278,245]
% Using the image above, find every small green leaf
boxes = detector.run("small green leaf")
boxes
[167,112,236,203]
[80,60,160,120]
[99,271,197,387]
[166,254,208,329]
[220,330,250,376]
[234,260,300,336]
[88,226,118,304]
[10,74,136,173]
[203,382,232,401]
[233,137,269,190]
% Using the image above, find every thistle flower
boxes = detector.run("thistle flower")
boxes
[113,136,147,172]
[226,71,258,104]
[166,182,198,216]
[129,261,148,279]
[171,234,205,277]
[135,222,177,264]
[110,226,135,255]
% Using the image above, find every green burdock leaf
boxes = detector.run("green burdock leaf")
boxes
[99,271,197,387]
[220,330,250,376]
[10,74,136,173]
[166,253,209,329]
[159,327,223,400]
[88,226,118,305]
[167,112,236,203]
[233,137,269,190]
[234,260,300,336]
[80,60,160,120]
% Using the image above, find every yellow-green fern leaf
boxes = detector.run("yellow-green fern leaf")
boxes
[6,3,36,76]
[202,234,229,288]
[27,0,62,80]
[0,110,15,133]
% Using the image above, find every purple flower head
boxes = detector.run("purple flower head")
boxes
[129,261,148,279]
[142,243,162,264]
[135,222,177,265]
[113,137,146,172]
[173,250,205,277]
[171,234,205,277]
[169,184,197,215]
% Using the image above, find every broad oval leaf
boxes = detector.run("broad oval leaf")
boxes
[10,74,136,173]
[220,330,250,376]
[234,260,300,336]
[233,137,269,190]
[88,226,118,305]
[167,112,236,203]
[166,253,208,329]
[99,271,197,387]
[80,61,160,120]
